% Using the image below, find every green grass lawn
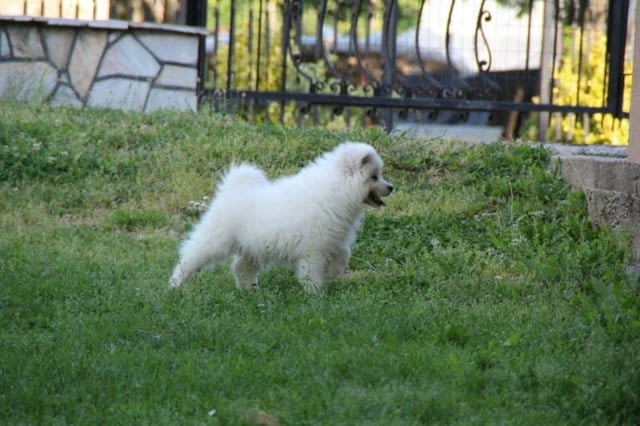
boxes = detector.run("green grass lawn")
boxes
[1,102,639,425]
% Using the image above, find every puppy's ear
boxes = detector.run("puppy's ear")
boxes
[341,148,372,177]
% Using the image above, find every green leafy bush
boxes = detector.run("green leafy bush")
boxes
[547,31,630,145]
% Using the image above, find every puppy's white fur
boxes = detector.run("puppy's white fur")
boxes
[169,142,392,293]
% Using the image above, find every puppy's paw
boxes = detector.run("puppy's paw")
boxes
[168,274,183,288]
[236,281,260,290]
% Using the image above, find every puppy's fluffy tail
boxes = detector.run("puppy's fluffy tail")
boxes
[169,163,267,288]
[217,163,268,193]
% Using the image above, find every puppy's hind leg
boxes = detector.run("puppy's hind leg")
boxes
[295,254,328,295]
[231,255,260,289]
[169,254,209,288]
[169,234,232,288]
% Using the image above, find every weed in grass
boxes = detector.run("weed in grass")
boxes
[1,102,639,424]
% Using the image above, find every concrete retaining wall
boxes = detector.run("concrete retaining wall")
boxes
[558,154,640,262]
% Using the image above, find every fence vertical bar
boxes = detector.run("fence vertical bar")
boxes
[574,1,587,108]
[248,8,255,120]
[227,0,237,93]
[185,0,207,109]
[255,0,264,94]
[212,7,220,87]
[279,0,293,124]
[524,0,534,71]
[380,0,397,131]
[606,0,629,117]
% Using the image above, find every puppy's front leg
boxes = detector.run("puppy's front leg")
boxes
[327,246,350,280]
[231,255,260,289]
[295,255,328,294]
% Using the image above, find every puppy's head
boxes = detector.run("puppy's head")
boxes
[359,151,393,207]
[338,142,393,208]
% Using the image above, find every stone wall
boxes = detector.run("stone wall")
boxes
[0,16,206,112]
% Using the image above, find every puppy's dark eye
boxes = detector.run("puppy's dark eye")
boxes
[371,175,378,181]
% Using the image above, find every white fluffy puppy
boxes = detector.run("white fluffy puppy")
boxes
[169,142,393,294]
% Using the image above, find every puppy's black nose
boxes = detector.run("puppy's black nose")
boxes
[387,185,394,193]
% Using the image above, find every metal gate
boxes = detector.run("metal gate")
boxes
[200,0,632,140]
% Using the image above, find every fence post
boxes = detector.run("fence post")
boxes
[95,0,109,19]
[538,0,561,142]
[0,0,25,15]
[185,0,207,27]
[629,2,640,164]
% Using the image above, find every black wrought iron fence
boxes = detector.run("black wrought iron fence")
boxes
[201,0,633,141]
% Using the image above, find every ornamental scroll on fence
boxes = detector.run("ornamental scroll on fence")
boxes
[202,0,632,141]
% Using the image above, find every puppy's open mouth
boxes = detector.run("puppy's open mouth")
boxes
[365,191,385,207]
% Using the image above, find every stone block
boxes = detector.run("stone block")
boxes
[98,34,160,78]
[47,18,89,27]
[156,64,197,88]
[51,83,82,107]
[1,29,9,57]
[0,61,57,101]
[584,189,640,232]
[68,29,107,98]
[137,31,198,65]
[88,20,129,31]
[87,78,149,111]
[560,155,640,196]
[6,24,45,58]
[43,27,76,69]
[145,87,196,112]
[129,21,208,36]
